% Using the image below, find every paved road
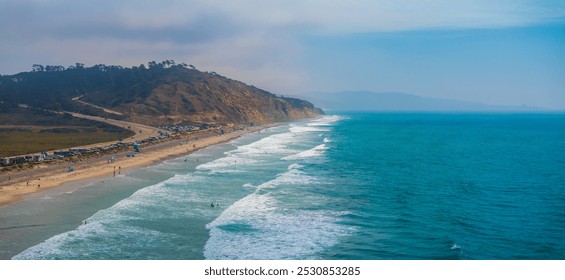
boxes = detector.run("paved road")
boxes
[71,95,124,116]
[68,112,162,145]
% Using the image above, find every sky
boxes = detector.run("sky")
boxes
[1,0,564,109]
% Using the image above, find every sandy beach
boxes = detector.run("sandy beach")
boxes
[0,124,274,207]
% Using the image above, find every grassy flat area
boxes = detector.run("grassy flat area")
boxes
[0,108,134,157]
[0,130,133,157]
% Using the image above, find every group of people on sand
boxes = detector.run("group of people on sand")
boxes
[113,166,121,177]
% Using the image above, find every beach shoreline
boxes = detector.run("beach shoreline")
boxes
[0,123,278,208]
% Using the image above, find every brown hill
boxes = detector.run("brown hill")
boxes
[0,61,324,126]
[100,68,323,126]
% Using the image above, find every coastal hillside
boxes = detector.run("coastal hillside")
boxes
[0,61,323,125]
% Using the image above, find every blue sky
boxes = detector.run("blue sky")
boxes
[1,0,564,108]
[301,25,565,108]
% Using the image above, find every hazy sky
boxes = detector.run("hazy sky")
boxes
[1,0,564,108]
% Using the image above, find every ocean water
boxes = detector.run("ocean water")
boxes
[5,113,565,259]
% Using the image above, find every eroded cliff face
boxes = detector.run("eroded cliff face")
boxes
[115,69,323,126]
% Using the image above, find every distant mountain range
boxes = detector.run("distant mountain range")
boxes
[301,91,547,112]
[0,61,323,125]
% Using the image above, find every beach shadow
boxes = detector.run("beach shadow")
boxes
[0,224,47,231]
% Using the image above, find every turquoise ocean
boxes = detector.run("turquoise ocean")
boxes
[2,112,565,259]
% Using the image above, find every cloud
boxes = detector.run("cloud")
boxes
[202,0,565,33]
[1,0,564,94]
[4,0,563,42]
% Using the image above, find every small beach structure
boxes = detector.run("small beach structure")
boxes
[1,157,10,166]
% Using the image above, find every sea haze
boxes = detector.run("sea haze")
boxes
[302,91,548,112]
[7,113,565,259]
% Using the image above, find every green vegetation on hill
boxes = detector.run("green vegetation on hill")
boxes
[0,60,323,126]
